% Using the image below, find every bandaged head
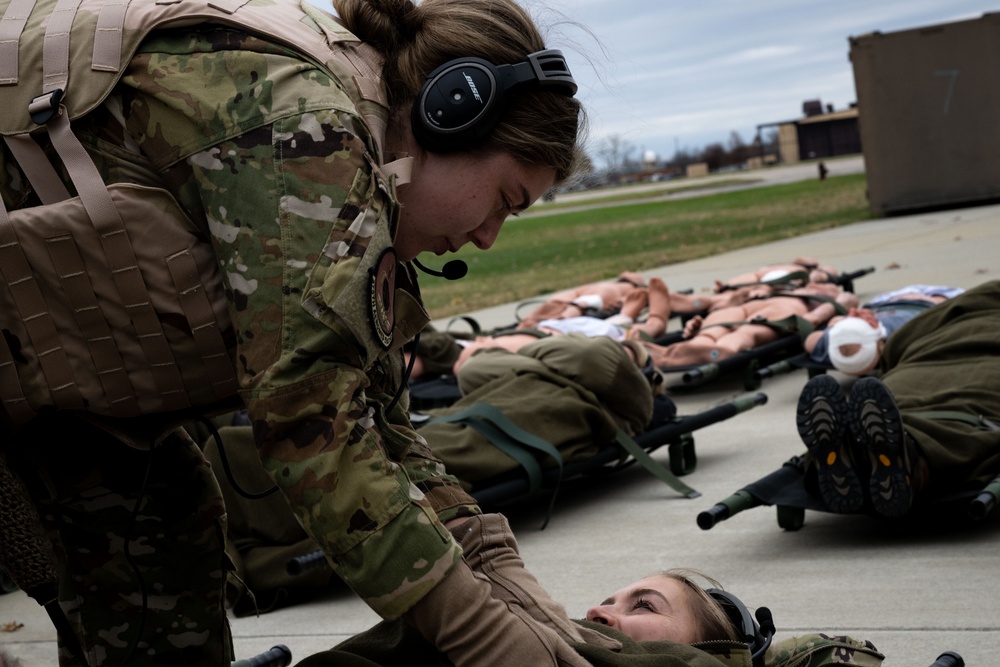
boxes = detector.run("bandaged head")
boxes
[827,317,888,375]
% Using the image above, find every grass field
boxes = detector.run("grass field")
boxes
[417,172,870,319]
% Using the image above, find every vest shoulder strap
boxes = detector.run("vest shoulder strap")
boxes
[1,0,389,156]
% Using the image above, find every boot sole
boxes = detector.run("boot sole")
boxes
[849,377,912,518]
[796,374,863,513]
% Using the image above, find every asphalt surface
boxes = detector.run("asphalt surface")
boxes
[2,156,998,666]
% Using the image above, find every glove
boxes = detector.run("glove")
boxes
[450,513,621,652]
[402,557,593,666]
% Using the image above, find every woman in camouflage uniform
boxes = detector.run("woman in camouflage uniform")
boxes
[0,0,587,664]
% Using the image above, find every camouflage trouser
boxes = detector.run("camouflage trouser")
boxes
[5,415,232,666]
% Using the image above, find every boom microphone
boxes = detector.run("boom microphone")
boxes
[413,258,468,280]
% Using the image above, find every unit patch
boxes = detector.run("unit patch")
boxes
[369,248,397,349]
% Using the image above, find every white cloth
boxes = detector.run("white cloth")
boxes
[537,316,627,341]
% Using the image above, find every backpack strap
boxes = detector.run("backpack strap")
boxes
[2,134,71,204]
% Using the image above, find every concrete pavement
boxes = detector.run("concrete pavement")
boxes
[2,190,998,666]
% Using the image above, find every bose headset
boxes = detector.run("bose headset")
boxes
[409,48,577,280]
[411,48,578,153]
[706,588,776,667]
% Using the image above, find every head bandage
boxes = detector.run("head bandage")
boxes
[827,317,888,375]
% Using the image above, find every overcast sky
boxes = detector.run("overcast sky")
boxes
[315,1,994,165]
[539,0,994,165]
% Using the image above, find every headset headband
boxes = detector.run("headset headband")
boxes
[411,48,577,153]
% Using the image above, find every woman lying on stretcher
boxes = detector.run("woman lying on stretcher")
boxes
[297,564,885,667]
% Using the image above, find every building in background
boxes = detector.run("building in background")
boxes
[755,100,861,166]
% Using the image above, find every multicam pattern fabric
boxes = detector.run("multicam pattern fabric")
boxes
[101,16,477,612]
[1,2,476,664]
[11,417,232,667]
[764,633,885,667]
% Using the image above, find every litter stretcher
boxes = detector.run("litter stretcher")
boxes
[697,454,1000,532]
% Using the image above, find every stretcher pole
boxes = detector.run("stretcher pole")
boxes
[968,474,1000,520]
[646,392,767,439]
[232,644,293,667]
[697,457,805,530]
[927,651,964,667]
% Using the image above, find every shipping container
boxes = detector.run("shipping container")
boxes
[849,13,1000,214]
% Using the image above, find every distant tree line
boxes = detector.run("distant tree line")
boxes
[587,129,780,185]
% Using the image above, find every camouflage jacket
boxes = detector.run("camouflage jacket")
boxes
[0,0,459,618]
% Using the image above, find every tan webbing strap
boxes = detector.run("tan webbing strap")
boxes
[44,233,140,417]
[381,157,412,187]
[352,75,383,106]
[165,249,239,399]
[42,0,84,96]
[0,0,37,85]
[361,108,387,157]
[46,109,189,412]
[0,197,83,412]
[340,43,393,171]
[3,135,72,205]
[208,0,251,14]
[91,0,132,72]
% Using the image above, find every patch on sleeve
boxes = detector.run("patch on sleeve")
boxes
[368,248,397,349]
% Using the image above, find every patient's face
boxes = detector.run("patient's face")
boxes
[585,575,699,644]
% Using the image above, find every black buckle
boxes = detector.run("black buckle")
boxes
[29,88,64,125]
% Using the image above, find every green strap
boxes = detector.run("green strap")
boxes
[514,298,548,322]
[613,428,701,498]
[428,403,565,527]
[429,404,702,530]
[446,316,481,334]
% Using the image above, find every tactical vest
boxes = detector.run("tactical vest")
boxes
[0,0,405,428]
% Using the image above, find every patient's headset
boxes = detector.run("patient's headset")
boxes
[411,49,578,153]
[706,588,776,667]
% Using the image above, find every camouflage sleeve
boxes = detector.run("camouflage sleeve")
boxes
[123,34,463,618]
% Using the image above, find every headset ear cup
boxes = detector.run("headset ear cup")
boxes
[409,50,577,153]
[705,588,758,645]
[411,58,502,153]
